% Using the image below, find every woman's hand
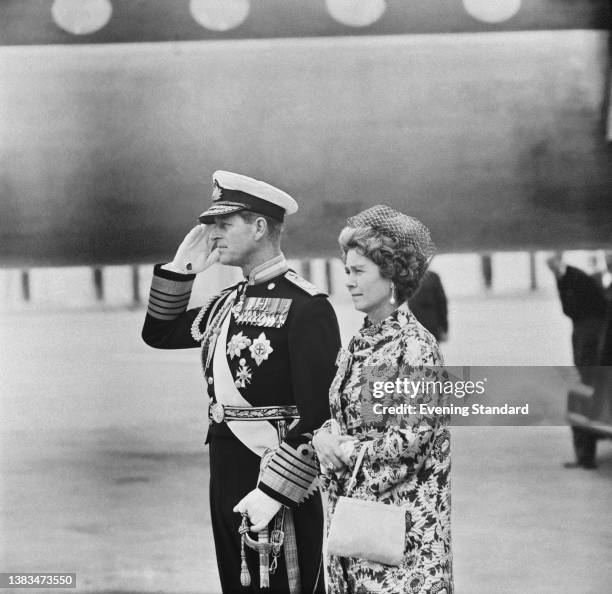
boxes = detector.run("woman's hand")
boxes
[312,431,357,472]
[167,225,220,274]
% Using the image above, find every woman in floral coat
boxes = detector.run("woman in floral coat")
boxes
[313,205,453,593]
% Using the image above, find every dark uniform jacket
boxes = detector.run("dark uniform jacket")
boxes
[142,258,341,504]
[141,256,340,593]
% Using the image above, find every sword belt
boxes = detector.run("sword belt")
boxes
[209,403,299,424]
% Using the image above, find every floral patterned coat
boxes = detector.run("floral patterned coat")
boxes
[320,303,453,593]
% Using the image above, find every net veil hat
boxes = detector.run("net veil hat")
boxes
[346,205,435,260]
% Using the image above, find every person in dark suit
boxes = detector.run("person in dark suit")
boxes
[547,252,608,469]
[547,253,607,373]
[408,270,448,342]
[142,171,341,593]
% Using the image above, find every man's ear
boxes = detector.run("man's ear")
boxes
[253,216,268,241]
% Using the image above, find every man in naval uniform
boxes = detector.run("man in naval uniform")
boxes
[142,171,341,593]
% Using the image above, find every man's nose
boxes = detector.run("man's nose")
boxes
[345,274,356,288]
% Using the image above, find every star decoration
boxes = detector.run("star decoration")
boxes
[226,332,252,359]
[249,332,274,366]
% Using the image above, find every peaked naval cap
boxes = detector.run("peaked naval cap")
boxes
[199,171,298,224]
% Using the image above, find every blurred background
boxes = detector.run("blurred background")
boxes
[1,1,612,592]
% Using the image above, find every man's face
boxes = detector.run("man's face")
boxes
[208,213,257,267]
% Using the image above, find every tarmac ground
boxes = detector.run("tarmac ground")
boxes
[1,293,611,593]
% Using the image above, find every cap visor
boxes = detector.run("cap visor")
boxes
[198,202,246,224]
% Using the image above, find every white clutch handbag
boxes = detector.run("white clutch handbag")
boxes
[326,443,407,566]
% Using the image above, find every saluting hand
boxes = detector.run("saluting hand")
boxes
[166,225,220,274]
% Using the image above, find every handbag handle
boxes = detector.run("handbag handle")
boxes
[345,441,372,497]
[344,441,411,511]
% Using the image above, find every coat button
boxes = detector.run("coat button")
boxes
[267,283,275,290]
[207,377,214,384]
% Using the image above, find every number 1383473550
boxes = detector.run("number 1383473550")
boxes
[0,574,75,588]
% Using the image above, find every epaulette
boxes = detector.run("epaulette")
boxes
[284,270,327,296]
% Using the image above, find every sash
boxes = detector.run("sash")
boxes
[212,298,280,457]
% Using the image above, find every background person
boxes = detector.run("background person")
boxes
[590,251,612,299]
[409,269,449,342]
[547,252,607,379]
[312,205,453,594]
[547,252,608,469]
[142,171,341,593]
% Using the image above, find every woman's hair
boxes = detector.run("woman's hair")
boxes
[338,225,429,302]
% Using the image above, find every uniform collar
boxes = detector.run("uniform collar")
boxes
[247,253,289,285]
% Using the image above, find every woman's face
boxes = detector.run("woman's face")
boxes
[344,248,394,321]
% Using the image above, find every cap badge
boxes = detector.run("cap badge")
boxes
[212,181,222,201]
